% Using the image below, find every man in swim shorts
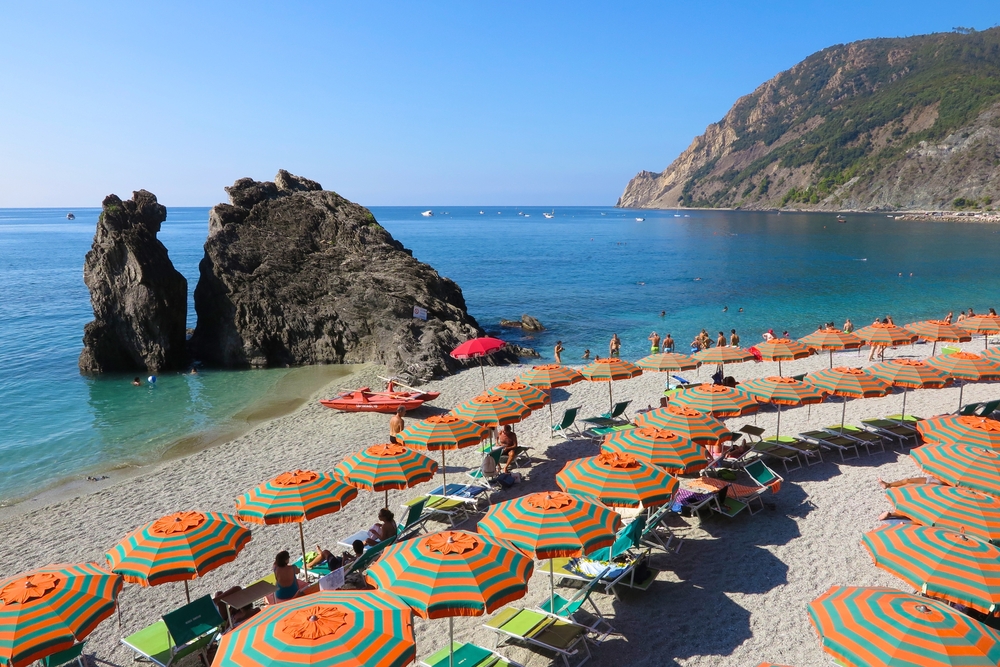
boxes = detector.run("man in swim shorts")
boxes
[648,331,660,353]
[663,333,674,352]
[389,407,405,444]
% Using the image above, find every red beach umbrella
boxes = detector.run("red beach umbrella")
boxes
[451,337,507,389]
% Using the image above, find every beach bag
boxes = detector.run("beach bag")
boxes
[496,472,517,488]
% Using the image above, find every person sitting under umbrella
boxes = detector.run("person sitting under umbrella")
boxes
[499,424,519,472]
[273,551,301,601]
[366,509,397,545]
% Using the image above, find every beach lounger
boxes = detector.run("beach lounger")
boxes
[420,641,525,667]
[582,401,632,428]
[671,488,718,519]
[42,642,85,667]
[746,459,783,495]
[403,494,470,527]
[766,435,822,466]
[713,487,748,519]
[978,400,1000,418]
[588,516,645,561]
[825,425,886,454]
[485,607,591,667]
[640,504,681,554]
[550,523,657,599]
[861,418,914,447]
[397,497,429,539]
[538,566,616,642]
[750,439,802,472]
[799,430,860,460]
[583,423,634,443]
[468,450,503,486]
[428,482,492,512]
[689,476,765,516]
[941,345,961,356]
[552,407,583,439]
[960,402,984,416]
[670,375,693,388]
[122,595,223,667]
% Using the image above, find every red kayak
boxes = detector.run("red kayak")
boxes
[320,383,440,413]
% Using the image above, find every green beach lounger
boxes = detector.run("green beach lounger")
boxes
[485,607,591,667]
[420,641,525,667]
[122,595,223,667]
[825,425,886,454]
[766,435,822,466]
[552,407,583,439]
[42,642,85,667]
[538,565,616,642]
[799,430,860,460]
[582,401,632,428]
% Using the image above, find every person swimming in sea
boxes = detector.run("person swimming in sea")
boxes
[582,349,591,359]
[132,377,142,386]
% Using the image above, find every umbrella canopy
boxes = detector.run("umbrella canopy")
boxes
[580,358,642,411]
[487,381,550,411]
[106,511,251,587]
[634,403,733,445]
[808,585,1000,666]
[692,346,755,365]
[960,314,1000,348]
[885,485,1000,543]
[800,328,864,368]
[670,383,759,418]
[556,451,678,508]
[983,348,1000,364]
[855,322,917,347]
[236,470,358,525]
[636,352,700,373]
[477,491,621,560]
[335,443,438,507]
[212,590,415,667]
[905,320,973,355]
[450,393,531,427]
[862,524,1000,615]
[916,415,1000,449]
[397,414,489,451]
[912,443,1000,503]
[365,530,533,618]
[451,337,507,389]
[601,426,706,472]
[739,376,827,406]
[755,338,814,375]
[516,364,584,389]
[926,351,1000,382]
[868,359,951,418]
[0,563,123,667]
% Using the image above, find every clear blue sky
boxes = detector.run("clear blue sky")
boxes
[1,1,997,207]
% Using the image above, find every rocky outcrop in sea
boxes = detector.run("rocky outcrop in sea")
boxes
[79,190,188,373]
[189,170,502,380]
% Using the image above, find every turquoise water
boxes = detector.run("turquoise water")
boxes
[2,206,1000,503]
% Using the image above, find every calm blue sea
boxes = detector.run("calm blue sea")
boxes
[2,205,1000,502]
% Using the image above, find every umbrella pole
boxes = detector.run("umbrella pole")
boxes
[932,340,938,356]
[449,616,456,667]
[299,523,309,580]
[479,358,486,391]
[778,360,783,376]
[608,382,614,413]
[776,404,782,440]
[958,382,965,412]
[441,449,447,489]
[184,580,191,604]
[829,350,833,369]
[901,387,908,419]
[841,396,847,432]
[384,489,389,510]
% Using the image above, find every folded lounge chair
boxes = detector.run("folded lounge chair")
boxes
[122,595,223,667]
[552,407,582,439]
[420,641,525,667]
[582,401,632,428]
[485,607,591,667]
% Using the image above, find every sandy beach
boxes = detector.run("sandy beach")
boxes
[3,342,999,667]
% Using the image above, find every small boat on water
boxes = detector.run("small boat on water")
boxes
[543,211,554,219]
[836,215,846,223]
[421,210,433,217]
[479,210,485,215]
[635,217,645,222]
[66,213,75,220]
[320,379,440,413]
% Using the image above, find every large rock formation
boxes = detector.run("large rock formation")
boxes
[79,190,188,373]
[190,170,500,380]
[619,28,1000,211]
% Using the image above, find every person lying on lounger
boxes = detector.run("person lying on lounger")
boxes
[878,476,942,489]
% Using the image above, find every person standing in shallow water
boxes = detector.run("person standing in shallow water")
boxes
[663,333,674,352]
[389,407,405,444]
[730,329,740,347]
[648,331,660,353]
[609,334,621,358]
[716,331,726,348]
[553,340,564,364]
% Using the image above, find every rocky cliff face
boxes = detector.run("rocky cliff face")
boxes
[190,170,496,380]
[79,191,188,373]
[619,28,1000,211]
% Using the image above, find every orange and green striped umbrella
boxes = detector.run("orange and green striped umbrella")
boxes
[983,347,1000,364]
[692,346,755,366]
[808,585,1000,666]
[580,358,643,412]
[477,491,620,560]
[906,320,973,355]
[670,383,759,417]
[911,444,1000,499]
[927,351,1000,382]
[855,322,917,347]
[556,451,678,508]
[635,352,700,373]
[868,359,951,418]
[397,414,489,488]
[516,364,584,389]
[106,511,251,601]
[601,426,706,472]
[487,381,550,411]
[212,590,415,667]
[335,443,438,508]
[916,415,1000,449]
[450,393,531,427]
[740,377,827,439]
[862,524,1000,615]
[365,530,533,618]
[886,485,1000,543]
[799,328,863,368]
[634,403,733,445]
[960,314,1000,349]
[236,470,357,579]
[0,563,123,667]
[397,414,488,451]
[805,367,890,429]
[755,338,814,375]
